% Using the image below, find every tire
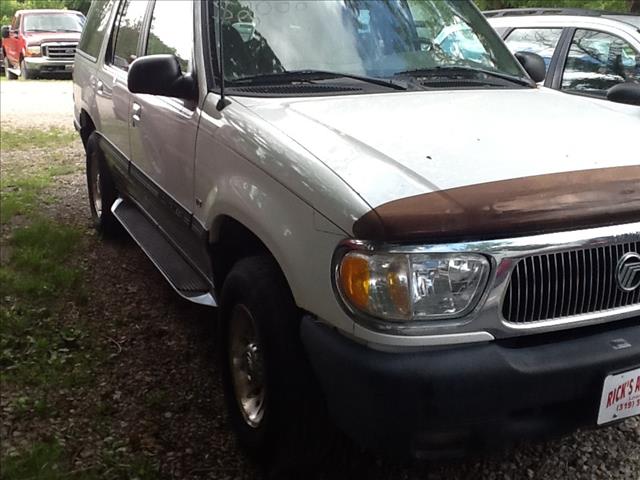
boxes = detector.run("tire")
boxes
[219,256,332,474]
[20,58,34,80]
[86,132,121,236]
[4,56,18,80]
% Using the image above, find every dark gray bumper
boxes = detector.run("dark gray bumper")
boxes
[301,317,640,458]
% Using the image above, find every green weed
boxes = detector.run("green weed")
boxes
[1,220,83,298]
[0,160,81,225]
[0,441,106,480]
[0,128,77,151]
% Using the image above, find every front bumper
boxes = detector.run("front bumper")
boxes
[301,317,640,458]
[24,57,74,74]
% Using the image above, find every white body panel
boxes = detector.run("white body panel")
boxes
[238,87,639,209]
[192,86,639,347]
[194,93,361,337]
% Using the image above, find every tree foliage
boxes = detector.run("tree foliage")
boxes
[474,0,636,13]
[1,0,91,27]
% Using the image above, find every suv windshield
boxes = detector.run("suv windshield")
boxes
[24,13,84,33]
[211,0,525,84]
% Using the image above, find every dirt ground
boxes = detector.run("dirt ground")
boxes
[0,80,638,480]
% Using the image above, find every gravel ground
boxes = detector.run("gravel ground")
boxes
[0,79,74,129]
[1,81,639,480]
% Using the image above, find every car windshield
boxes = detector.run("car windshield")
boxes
[24,13,84,33]
[210,0,526,84]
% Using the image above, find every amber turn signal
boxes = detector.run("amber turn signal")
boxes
[339,253,370,311]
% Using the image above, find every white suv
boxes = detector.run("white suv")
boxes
[486,8,640,110]
[74,0,640,471]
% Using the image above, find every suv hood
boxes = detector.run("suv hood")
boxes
[24,31,81,45]
[241,88,640,240]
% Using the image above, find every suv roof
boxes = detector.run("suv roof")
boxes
[14,9,83,16]
[484,8,640,28]
[485,8,632,18]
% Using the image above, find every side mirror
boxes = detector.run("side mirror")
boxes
[128,55,196,100]
[1,26,10,39]
[606,82,640,106]
[515,51,546,83]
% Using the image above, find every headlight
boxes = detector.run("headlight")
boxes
[336,248,490,322]
[26,45,41,56]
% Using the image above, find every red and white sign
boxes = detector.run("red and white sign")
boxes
[597,367,640,425]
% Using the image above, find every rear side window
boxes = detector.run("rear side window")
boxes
[110,0,148,71]
[78,0,117,60]
[504,28,563,75]
[146,0,193,73]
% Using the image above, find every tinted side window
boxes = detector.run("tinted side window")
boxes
[146,0,193,72]
[110,0,148,71]
[505,28,563,75]
[562,29,640,97]
[78,0,117,60]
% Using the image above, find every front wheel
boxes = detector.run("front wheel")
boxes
[219,256,332,473]
[86,132,120,236]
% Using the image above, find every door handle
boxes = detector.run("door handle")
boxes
[132,102,142,126]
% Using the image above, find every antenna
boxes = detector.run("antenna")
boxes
[216,0,230,111]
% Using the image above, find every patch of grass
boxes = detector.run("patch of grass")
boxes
[0,441,104,480]
[0,219,91,388]
[1,442,67,480]
[0,301,95,390]
[0,162,80,224]
[0,127,77,151]
[1,220,83,298]
[5,395,53,420]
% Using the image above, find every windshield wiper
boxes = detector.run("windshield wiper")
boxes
[394,66,534,87]
[227,70,407,91]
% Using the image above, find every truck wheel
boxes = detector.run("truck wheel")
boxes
[4,56,17,80]
[220,256,332,473]
[86,132,120,236]
[20,58,34,80]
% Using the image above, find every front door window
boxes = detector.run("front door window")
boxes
[561,29,640,97]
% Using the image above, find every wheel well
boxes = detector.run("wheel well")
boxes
[209,216,272,292]
[79,110,96,149]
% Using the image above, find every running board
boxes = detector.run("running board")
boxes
[111,198,216,307]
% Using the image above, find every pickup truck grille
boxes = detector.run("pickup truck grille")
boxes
[42,42,77,60]
[502,241,640,324]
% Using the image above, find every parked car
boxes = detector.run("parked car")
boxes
[73,0,640,470]
[485,8,640,109]
[2,9,85,79]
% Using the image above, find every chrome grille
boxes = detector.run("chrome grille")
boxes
[502,241,640,324]
[42,43,77,60]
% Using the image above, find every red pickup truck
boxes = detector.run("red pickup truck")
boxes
[1,9,85,79]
